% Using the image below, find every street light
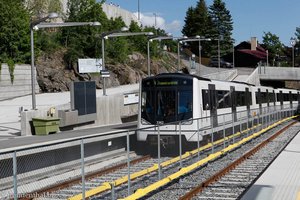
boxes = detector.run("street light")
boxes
[147,35,173,76]
[212,35,224,69]
[177,36,211,72]
[101,29,153,95]
[30,12,59,110]
[177,36,188,72]
[30,18,101,110]
[195,35,212,66]
[290,37,296,68]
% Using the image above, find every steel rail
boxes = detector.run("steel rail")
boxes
[19,155,150,200]
[179,119,298,200]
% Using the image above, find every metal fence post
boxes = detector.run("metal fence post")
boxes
[13,151,17,200]
[240,114,242,138]
[80,139,85,200]
[232,113,235,144]
[179,121,183,168]
[111,182,115,200]
[127,131,131,195]
[223,115,226,149]
[246,112,249,137]
[197,119,200,159]
[157,124,161,180]
[211,125,214,154]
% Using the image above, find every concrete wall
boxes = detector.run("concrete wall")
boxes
[259,66,300,81]
[21,93,138,136]
[246,67,260,86]
[202,69,238,81]
[0,64,39,101]
[101,3,139,27]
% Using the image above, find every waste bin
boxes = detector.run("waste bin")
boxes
[32,118,60,135]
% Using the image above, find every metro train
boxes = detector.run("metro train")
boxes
[137,73,299,149]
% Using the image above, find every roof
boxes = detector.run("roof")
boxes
[237,49,267,59]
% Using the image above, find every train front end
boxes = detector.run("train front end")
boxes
[137,73,196,148]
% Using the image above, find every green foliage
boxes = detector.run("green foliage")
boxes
[182,1,213,57]
[0,0,31,64]
[26,0,63,19]
[262,32,284,66]
[7,59,15,84]
[209,0,234,56]
[182,0,233,58]
[62,0,106,66]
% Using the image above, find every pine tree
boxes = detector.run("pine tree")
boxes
[209,0,233,56]
[182,7,197,37]
[182,0,212,57]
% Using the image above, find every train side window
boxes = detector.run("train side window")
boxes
[217,90,231,109]
[236,91,246,106]
[269,92,275,102]
[178,90,193,121]
[283,93,289,101]
[292,94,297,101]
[141,90,155,124]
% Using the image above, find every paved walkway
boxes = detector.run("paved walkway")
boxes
[242,126,300,200]
[0,84,138,140]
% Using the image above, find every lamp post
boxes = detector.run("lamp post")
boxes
[30,13,59,110]
[290,37,296,68]
[147,35,173,76]
[102,30,153,95]
[195,35,212,66]
[266,50,269,66]
[137,0,140,21]
[176,36,188,72]
[177,36,211,73]
[212,35,224,69]
[232,43,235,68]
[30,19,101,110]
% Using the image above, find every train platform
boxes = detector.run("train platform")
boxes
[0,84,138,141]
[242,129,300,200]
[0,121,137,153]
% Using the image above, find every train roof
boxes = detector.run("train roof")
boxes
[143,73,211,82]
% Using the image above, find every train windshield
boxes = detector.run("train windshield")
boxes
[141,76,193,124]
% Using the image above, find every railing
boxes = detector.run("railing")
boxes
[0,104,298,199]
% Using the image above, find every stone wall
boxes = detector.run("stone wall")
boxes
[0,64,39,101]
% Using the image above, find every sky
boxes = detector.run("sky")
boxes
[105,0,300,46]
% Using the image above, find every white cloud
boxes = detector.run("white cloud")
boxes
[133,12,181,35]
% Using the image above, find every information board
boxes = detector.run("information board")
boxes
[78,59,102,73]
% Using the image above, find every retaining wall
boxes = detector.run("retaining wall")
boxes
[0,64,39,101]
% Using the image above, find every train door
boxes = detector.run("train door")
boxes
[208,84,218,127]
[257,88,262,114]
[246,88,250,116]
[230,86,237,122]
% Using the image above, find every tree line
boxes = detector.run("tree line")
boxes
[0,0,299,69]
[0,0,171,70]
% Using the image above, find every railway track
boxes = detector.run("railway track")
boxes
[143,119,299,200]
[179,121,299,199]
[21,154,151,200]
[27,122,257,200]
[21,117,296,200]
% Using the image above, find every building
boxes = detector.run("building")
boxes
[226,37,267,67]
